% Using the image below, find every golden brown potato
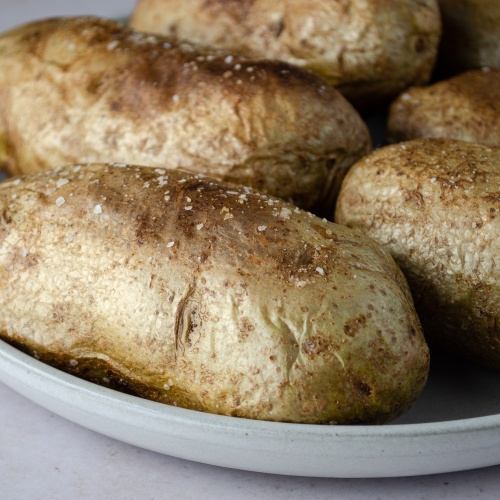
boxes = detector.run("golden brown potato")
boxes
[437,0,500,75]
[387,69,500,147]
[0,17,371,216]
[0,164,429,424]
[130,0,442,108]
[336,139,500,370]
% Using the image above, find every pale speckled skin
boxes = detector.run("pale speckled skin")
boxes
[0,17,371,216]
[130,0,442,108]
[387,69,500,147]
[336,139,500,370]
[437,0,500,76]
[0,164,429,424]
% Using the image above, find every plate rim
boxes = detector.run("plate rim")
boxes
[2,338,500,478]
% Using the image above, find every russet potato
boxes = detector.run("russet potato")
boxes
[130,0,442,108]
[0,16,370,216]
[336,139,500,370]
[387,69,500,147]
[0,164,429,424]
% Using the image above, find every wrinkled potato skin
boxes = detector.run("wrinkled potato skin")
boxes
[437,0,500,75]
[130,0,441,108]
[0,17,370,215]
[0,164,429,424]
[387,69,500,147]
[336,139,500,370]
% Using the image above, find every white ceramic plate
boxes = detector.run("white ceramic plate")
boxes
[2,338,500,478]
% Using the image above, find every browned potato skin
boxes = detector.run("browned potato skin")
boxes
[0,17,371,216]
[437,0,500,75]
[129,0,442,108]
[387,69,500,147]
[336,139,500,370]
[0,164,429,424]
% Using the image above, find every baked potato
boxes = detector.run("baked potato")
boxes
[336,139,500,370]
[436,0,500,75]
[387,69,500,147]
[0,16,371,216]
[0,164,429,424]
[129,0,442,108]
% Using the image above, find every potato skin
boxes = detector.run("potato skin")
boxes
[437,0,500,75]
[0,17,370,215]
[130,0,442,108]
[0,164,429,424]
[336,139,500,370]
[387,69,500,147]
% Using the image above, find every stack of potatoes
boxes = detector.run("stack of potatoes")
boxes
[0,0,497,425]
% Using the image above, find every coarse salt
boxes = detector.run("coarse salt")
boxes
[107,40,120,51]
[280,208,292,220]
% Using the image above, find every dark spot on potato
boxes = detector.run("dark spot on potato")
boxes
[358,382,372,397]
[326,156,337,171]
[238,317,255,341]
[1,209,12,225]
[271,19,285,38]
[24,254,39,267]
[414,36,427,54]
[110,101,122,111]
[136,212,162,245]
[405,190,424,206]
[297,248,313,266]
[344,314,366,337]
[198,250,209,264]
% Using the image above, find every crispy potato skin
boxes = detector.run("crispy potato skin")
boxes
[130,0,442,108]
[0,164,429,424]
[437,0,500,75]
[336,139,500,370]
[387,69,500,147]
[0,17,370,215]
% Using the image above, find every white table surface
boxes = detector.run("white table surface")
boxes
[2,1,500,498]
